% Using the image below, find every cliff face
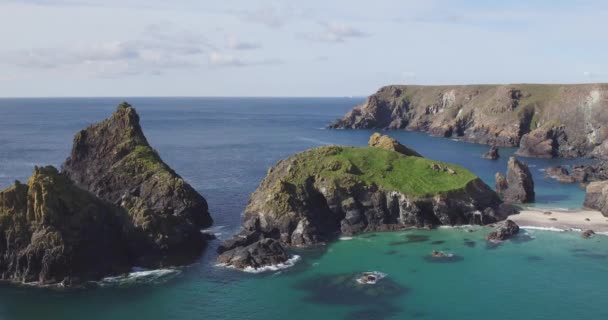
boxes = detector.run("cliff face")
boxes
[0,166,130,285]
[329,84,608,158]
[219,138,515,270]
[62,103,212,267]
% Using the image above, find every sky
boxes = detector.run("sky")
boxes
[1,0,607,97]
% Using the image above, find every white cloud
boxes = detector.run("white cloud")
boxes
[209,52,282,68]
[303,22,367,43]
[226,35,260,50]
[242,6,286,28]
[6,23,211,77]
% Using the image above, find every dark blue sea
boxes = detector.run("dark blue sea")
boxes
[0,98,605,320]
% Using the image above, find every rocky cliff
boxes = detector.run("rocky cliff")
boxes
[0,166,130,285]
[219,136,514,270]
[584,181,608,216]
[329,84,608,158]
[62,102,212,267]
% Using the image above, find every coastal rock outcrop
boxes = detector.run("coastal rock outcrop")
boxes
[584,181,608,216]
[544,163,608,184]
[495,157,535,203]
[62,102,212,267]
[0,166,130,285]
[482,147,500,160]
[329,84,608,158]
[219,141,515,270]
[486,220,520,241]
[368,133,422,157]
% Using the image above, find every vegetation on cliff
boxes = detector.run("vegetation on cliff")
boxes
[62,102,213,267]
[220,134,511,270]
[0,166,130,285]
[330,84,608,158]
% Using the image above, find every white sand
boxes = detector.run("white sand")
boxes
[509,208,608,232]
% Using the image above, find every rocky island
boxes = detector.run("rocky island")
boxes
[218,134,515,270]
[329,84,608,158]
[0,103,213,286]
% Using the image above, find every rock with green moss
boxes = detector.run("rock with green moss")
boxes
[62,102,212,267]
[219,140,515,270]
[0,166,130,285]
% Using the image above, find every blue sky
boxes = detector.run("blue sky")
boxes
[1,0,607,97]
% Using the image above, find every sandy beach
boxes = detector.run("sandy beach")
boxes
[509,208,608,233]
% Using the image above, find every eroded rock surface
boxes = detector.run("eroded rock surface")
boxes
[584,181,608,216]
[220,141,515,270]
[482,147,500,160]
[486,220,520,241]
[368,133,422,157]
[0,166,130,285]
[62,102,212,267]
[329,84,608,158]
[495,157,535,203]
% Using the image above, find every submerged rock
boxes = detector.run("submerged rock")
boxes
[62,102,212,267]
[0,166,130,285]
[482,146,500,160]
[486,219,520,241]
[582,230,596,239]
[368,133,422,157]
[495,157,535,203]
[584,181,608,216]
[219,137,514,270]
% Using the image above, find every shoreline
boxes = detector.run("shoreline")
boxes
[509,207,608,233]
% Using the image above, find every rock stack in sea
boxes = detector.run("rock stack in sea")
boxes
[62,102,213,267]
[218,133,515,271]
[0,102,213,286]
[495,157,535,203]
[482,147,500,160]
[0,166,131,285]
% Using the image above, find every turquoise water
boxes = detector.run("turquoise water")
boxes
[0,98,602,320]
[2,229,607,320]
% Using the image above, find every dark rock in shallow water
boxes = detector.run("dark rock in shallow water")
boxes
[423,251,463,263]
[486,219,520,241]
[0,166,130,285]
[581,230,596,239]
[62,102,212,267]
[495,157,535,203]
[293,272,407,306]
[482,146,500,160]
[405,234,430,243]
[217,238,290,270]
[463,239,476,248]
[430,240,446,245]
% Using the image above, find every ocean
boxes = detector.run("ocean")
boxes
[0,97,605,320]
